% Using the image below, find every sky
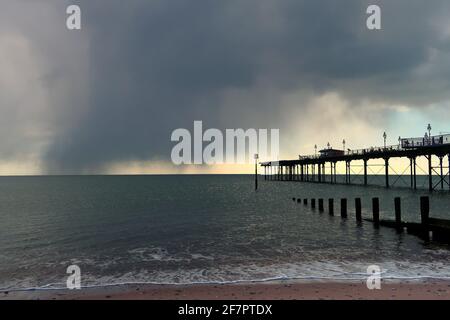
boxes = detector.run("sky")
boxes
[1,0,450,175]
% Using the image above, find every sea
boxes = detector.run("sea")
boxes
[0,174,449,291]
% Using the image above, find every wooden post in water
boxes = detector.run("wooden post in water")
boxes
[328,198,334,216]
[355,198,362,222]
[372,197,380,226]
[420,196,429,227]
[341,198,347,218]
[318,198,324,212]
[394,197,402,230]
[311,198,316,209]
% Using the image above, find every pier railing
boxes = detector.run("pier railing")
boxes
[299,144,402,160]
[298,133,450,161]
[344,144,401,156]
[401,134,450,148]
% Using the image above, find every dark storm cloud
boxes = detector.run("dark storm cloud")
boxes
[0,0,88,170]
[2,0,450,172]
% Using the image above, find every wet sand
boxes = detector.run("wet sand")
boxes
[2,280,450,300]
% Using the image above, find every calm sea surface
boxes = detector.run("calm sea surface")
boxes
[0,175,449,290]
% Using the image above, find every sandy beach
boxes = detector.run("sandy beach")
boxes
[2,280,450,300]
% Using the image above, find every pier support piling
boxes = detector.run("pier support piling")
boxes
[410,158,413,188]
[384,158,389,188]
[363,159,368,186]
[413,157,417,190]
[345,161,351,184]
[428,155,433,191]
[334,162,337,183]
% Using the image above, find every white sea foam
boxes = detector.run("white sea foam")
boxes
[127,246,214,262]
[1,259,450,293]
[128,247,184,262]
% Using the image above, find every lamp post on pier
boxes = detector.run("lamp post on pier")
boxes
[254,153,259,191]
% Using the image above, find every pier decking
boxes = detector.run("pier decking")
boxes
[261,134,450,191]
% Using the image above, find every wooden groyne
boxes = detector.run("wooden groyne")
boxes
[262,133,450,191]
[291,195,450,243]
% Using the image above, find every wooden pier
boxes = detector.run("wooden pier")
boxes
[261,133,450,191]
